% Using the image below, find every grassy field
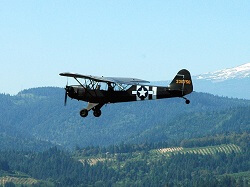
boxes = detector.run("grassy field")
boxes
[0,172,54,187]
[156,144,241,156]
[0,176,37,186]
[76,144,242,167]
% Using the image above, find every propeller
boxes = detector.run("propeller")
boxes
[64,78,68,106]
[64,88,68,106]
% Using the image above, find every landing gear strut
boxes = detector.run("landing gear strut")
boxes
[182,97,190,104]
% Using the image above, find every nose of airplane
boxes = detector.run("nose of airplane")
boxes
[65,86,76,96]
[64,86,76,106]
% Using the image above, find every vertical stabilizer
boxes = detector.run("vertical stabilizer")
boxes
[169,69,193,95]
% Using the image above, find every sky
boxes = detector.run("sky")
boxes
[1,1,250,94]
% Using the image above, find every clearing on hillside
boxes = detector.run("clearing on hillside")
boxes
[156,144,241,156]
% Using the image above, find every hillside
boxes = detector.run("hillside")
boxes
[0,133,249,186]
[0,87,249,150]
[129,106,250,143]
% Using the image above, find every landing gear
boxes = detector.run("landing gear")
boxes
[181,97,190,104]
[93,109,102,117]
[79,104,103,118]
[80,109,88,117]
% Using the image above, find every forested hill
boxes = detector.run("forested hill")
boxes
[0,87,249,150]
[0,133,249,186]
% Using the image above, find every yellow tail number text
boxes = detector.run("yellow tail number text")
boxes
[176,80,191,84]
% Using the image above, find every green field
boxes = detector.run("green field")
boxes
[76,143,242,167]
[0,176,37,186]
[156,144,241,156]
[0,174,53,187]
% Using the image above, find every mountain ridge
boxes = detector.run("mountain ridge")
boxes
[0,88,249,150]
[195,63,250,82]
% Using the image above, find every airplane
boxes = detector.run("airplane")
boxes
[59,69,193,118]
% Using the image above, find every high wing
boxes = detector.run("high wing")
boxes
[59,72,150,84]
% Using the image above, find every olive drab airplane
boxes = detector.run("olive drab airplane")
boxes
[59,69,193,118]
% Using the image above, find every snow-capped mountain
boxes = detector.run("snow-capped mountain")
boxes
[195,63,250,82]
[192,63,250,99]
[153,63,250,99]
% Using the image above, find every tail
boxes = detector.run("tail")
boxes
[169,69,193,96]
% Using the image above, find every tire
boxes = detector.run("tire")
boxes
[80,109,88,117]
[93,110,101,117]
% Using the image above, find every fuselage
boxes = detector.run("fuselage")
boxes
[61,69,193,117]
[66,84,186,104]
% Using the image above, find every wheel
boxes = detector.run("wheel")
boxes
[93,109,102,117]
[185,99,190,104]
[80,109,88,117]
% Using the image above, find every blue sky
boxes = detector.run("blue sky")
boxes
[1,1,250,94]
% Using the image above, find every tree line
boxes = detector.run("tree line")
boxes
[0,132,249,186]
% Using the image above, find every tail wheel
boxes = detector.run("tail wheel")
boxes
[93,109,101,117]
[181,96,190,104]
[80,109,88,117]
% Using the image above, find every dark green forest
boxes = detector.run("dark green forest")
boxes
[0,87,249,150]
[0,133,249,186]
[0,87,249,186]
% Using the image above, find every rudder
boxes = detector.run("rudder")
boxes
[169,69,193,95]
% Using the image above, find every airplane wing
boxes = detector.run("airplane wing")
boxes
[105,77,150,84]
[59,72,150,84]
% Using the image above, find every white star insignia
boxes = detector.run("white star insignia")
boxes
[138,87,147,97]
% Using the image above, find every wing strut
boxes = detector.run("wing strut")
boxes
[74,77,85,89]
[74,77,95,97]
